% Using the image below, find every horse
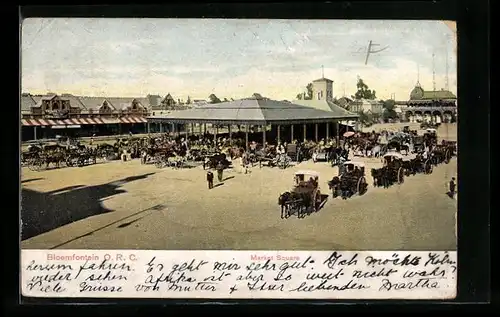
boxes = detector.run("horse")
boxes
[327,176,341,198]
[44,151,66,169]
[278,192,292,219]
[371,168,390,188]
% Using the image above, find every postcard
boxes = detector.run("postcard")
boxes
[20,18,458,300]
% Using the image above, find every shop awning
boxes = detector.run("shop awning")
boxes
[21,117,147,126]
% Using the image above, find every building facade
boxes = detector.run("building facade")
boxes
[312,77,334,101]
[400,83,457,123]
[21,93,155,140]
[347,99,384,114]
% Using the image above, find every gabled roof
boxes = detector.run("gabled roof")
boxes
[148,95,358,125]
[21,94,37,111]
[76,96,108,110]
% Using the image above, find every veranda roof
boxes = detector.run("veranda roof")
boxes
[147,95,358,125]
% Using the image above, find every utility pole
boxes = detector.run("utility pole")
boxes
[432,51,436,91]
[365,40,389,65]
[445,45,450,91]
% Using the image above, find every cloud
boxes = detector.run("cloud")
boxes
[21,19,457,101]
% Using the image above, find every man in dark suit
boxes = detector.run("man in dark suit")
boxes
[206,170,214,189]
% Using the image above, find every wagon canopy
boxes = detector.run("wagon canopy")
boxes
[343,161,365,167]
[295,170,320,178]
[384,152,404,159]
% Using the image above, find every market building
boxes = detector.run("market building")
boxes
[147,93,359,147]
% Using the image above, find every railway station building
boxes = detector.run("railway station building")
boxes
[400,83,457,123]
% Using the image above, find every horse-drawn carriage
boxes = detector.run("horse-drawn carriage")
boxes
[383,152,406,183]
[312,145,333,163]
[411,135,425,154]
[278,170,323,218]
[285,143,302,162]
[203,152,232,170]
[272,153,292,169]
[431,144,453,165]
[328,161,368,198]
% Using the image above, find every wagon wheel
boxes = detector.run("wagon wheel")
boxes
[357,176,367,195]
[28,158,41,171]
[444,149,451,164]
[154,155,163,168]
[77,157,85,167]
[311,190,318,212]
[65,156,73,167]
[397,167,405,184]
[315,190,322,209]
[424,160,433,174]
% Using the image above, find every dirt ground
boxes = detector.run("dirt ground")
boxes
[20,124,458,251]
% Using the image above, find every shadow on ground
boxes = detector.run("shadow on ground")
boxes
[20,172,155,240]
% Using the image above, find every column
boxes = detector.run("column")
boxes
[245,124,249,149]
[190,123,194,136]
[326,122,329,139]
[315,123,318,142]
[290,125,294,143]
[303,124,307,142]
[147,122,150,134]
[229,125,232,141]
[262,125,267,147]
[277,125,281,143]
[214,124,217,142]
[199,123,202,135]
[34,126,37,140]
[203,123,207,135]
[335,121,340,145]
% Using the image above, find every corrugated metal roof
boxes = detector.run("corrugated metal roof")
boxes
[21,95,36,111]
[148,96,358,125]
[422,90,457,100]
[293,99,358,118]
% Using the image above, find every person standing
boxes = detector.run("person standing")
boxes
[216,161,224,182]
[206,170,214,189]
[449,177,456,199]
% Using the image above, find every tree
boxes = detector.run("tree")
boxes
[186,96,192,104]
[223,98,229,102]
[352,77,377,100]
[305,83,313,100]
[358,110,374,127]
[208,94,221,104]
[295,83,313,100]
[382,99,398,122]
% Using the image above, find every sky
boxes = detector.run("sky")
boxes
[21,19,457,101]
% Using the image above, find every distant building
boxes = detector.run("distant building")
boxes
[348,99,384,114]
[400,82,457,123]
[336,97,353,109]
